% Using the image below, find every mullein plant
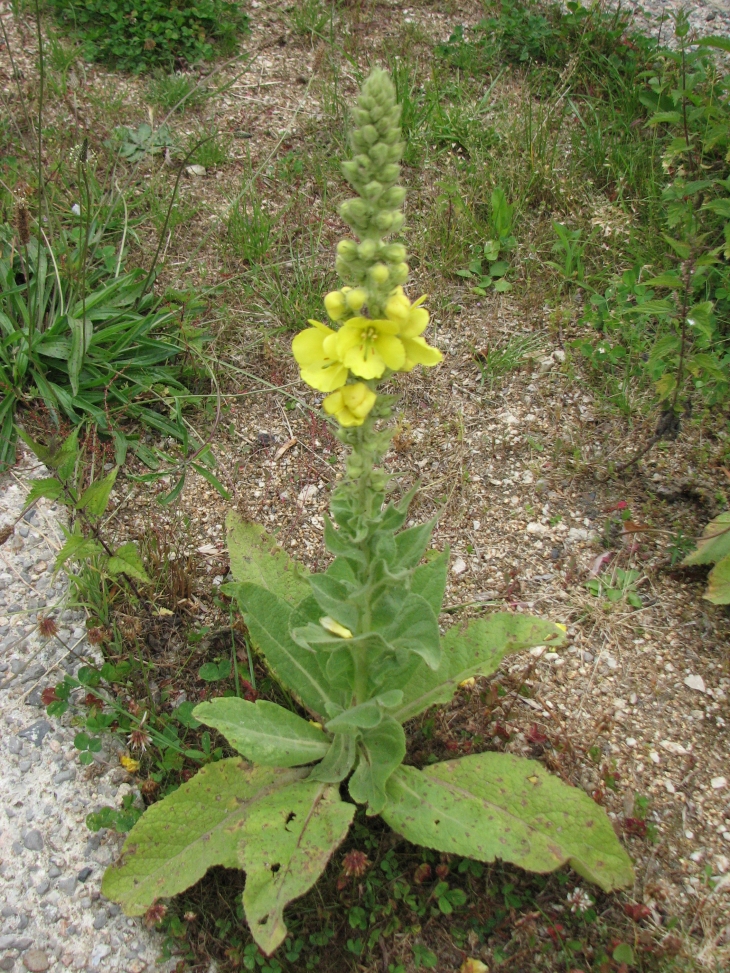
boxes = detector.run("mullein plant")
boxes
[102,71,633,956]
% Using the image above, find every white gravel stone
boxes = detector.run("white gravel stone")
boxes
[0,462,173,971]
[684,674,706,693]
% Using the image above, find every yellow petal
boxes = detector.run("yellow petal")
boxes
[300,360,349,392]
[120,755,140,773]
[375,333,406,371]
[400,305,430,338]
[322,389,344,416]
[459,961,488,973]
[341,382,377,418]
[343,346,386,379]
[292,327,326,366]
[459,677,476,688]
[320,616,353,638]
[402,336,443,368]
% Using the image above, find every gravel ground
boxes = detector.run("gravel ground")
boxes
[0,463,172,973]
[608,0,730,40]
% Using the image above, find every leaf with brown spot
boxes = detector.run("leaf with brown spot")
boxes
[382,753,634,892]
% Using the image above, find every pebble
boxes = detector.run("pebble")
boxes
[89,945,111,968]
[451,556,467,576]
[711,776,727,790]
[22,950,50,973]
[23,830,44,852]
[684,674,706,693]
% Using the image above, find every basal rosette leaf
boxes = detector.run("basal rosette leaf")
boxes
[382,754,634,892]
[101,759,307,914]
[705,554,730,604]
[394,614,565,723]
[240,780,355,955]
[682,512,730,566]
[194,698,330,767]
[226,513,310,605]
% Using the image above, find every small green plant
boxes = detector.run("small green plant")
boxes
[457,187,515,294]
[186,126,230,168]
[227,194,274,264]
[287,0,334,42]
[100,70,633,959]
[682,513,730,604]
[110,123,177,164]
[585,567,643,608]
[146,72,207,113]
[547,222,586,290]
[47,0,249,73]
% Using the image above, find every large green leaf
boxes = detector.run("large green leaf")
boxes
[394,614,564,723]
[706,554,730,605]
[102,760,306,914]
[194,698,330,767]
[240,780,355,955]
[235,582,343,720]
[348,718,406,815]
[382,754,634,892]
[226,513,310,605]
[412,549,449,615]
[682,512,730,566]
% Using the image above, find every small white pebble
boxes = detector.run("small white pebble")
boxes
[626,737,637,747]
[711,776,727,790]
[451,557,467,576]
[684,674,706,692]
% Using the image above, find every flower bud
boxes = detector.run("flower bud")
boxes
[389,213,405,234]
[357,240,377,261]
[381,163,400,183]
[345,288,366,311]
[324,290,347,321]
[368,143,389,167]
[361,125,379,145]
[337,239,358,260]
[381,186,406,207]
[363,180,383,201]
[369,263,389,285]
[382,243,406,262]
[374,210,393,231]
[390,262,409,285]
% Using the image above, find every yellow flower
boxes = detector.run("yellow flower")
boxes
[120,754,140,773]
[323,382,377,427]
[320,616,353,638]
[459,677,476,689]
[385,287,443,372]
[334,316,405,379]
[292,320,349,392]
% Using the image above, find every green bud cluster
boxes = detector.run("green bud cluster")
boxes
[336,69,409,317]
